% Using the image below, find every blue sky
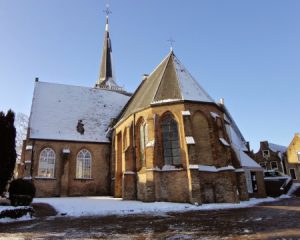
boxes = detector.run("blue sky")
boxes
[0,0,299,151]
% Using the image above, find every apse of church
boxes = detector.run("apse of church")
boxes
[112,51,262,204]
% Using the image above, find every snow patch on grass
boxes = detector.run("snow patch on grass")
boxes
[0,213,34,223]
[33,196,278,217]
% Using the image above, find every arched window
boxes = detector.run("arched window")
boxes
[76,149,92,179]
[139,122,148,167]
[123,128,128,151]
[192,112,213,165]
[161,113,181,165]
[38,148,56,178]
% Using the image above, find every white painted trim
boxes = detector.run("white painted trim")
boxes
[124,171,136,175]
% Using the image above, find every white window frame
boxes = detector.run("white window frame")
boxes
[297,152,300,162]
[289,168,297,180]
[270,161,278,169]
[76,149,92,179]
[262,150,270,158]
[38,148,56,178]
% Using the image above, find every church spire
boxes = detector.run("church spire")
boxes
[95,5,118,89]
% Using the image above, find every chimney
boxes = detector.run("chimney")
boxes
[219,98,225,105]
[35,77,39,82]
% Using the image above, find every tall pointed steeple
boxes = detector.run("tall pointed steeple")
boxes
[95,6,119,89]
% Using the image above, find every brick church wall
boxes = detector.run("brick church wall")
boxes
[21,139,111,197]
[113,101,250,204]
[154,170,190,203]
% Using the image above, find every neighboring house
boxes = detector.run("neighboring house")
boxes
[19,13,266,203]
[286,133,300,182]
[253,141,287,175]
[224,112,265,198]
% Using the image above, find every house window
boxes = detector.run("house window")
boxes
[297,152,300,162]
[260,162,266,169]
[263,150,270,158]
[76,149,92,179]
[38,148,56,178]
[271,161,278,169]
[251,172,258,193]
[289,169,297,180]
[139,123,148,167]
[161,113,181,165]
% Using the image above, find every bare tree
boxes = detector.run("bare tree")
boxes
[15,113,29,161]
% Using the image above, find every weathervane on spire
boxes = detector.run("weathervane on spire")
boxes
[167,37,175,51]
[103,3,112,16]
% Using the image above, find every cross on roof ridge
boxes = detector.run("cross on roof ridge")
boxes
[103,4,112,16]
[167,37,175,51]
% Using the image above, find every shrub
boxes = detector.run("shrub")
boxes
[0,207,34,219]
[9,179,36,206]
[0,110,17,195]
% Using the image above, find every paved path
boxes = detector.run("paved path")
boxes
[0,198,300,239]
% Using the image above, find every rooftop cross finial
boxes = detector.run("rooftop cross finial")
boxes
[167,37,175,51]
[103,4,112,16]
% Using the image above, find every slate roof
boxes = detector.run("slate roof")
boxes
[268,143,287,153]
[120,50,214,121]
[29,81,130,143]
[95,16,118,88]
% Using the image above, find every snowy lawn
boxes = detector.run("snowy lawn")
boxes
[33,196,279,217]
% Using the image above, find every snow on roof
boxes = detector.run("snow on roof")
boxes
[119,51,215,123]
[173,55,214,103]
[210,112,220,120]
[219,137,230,147]
[181,110,191,116]
[225,124,248,152]
[190,165,235,172]
[186,136,195,145]
[269,143,287,153]
[29,81,130,143]
[224,108,262,170]
[234,148,261,169]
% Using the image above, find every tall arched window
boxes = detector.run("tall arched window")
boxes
[139,122,148,167]
[76,149,92,179]
[161,113,181,165]
[38,148,56,178]
[192,112,213,165]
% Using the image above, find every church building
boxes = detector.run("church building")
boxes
[19,12,265,203]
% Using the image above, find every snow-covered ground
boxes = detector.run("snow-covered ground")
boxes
[0,206,34,223]
[33,196,278,217]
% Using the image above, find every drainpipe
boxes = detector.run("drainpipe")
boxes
[30,140,35,180]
